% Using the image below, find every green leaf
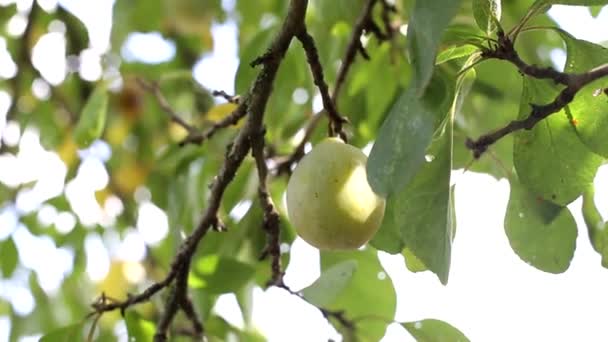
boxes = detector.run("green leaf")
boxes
[535,0,608,5]
[39,322,84,342]
[73,85,109,147]
[402,248,428,272]
[556,30,608,158]
[472,0,502,33]
[582,187,608,267]
[436,45,479,65]
[504,175,577,273]
[0,237,18,277]
[301,260,357,307]
[191,255,256,294]
[589,5,604,17]
[125,310,156,342]
[372,117,454,284]
[513,77,603,206]
[406,0,462,93]
[320,249,396,341]
[367,73,453,196]
[402,319,470,342]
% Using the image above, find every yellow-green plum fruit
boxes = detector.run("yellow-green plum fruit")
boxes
[286,137,386,250]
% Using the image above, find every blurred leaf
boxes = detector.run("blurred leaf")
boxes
[367,73,453,196]
[472,0,502,33]
[436,45,479,65]
[74,85,108,147]
[320,249,396,341]
[407,0,462,93]
[555,29,608,158]
[125,310,156,342]
[513,77,603,206]
[191,255,256,294]
[504,175,577,273]
[311,0,365,24]
[301,260,357,307]
[39,322,84,342]
[535,0,608,5]
[0,237,18,277]
[402,319,470,342]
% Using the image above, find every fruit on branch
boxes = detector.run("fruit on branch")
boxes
[286,137,386,250]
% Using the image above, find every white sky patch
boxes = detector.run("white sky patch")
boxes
[54,211,76,234]
[228,199,252,222]
[593,164,608,220]
[85,233,110,282]
[5,283,35,316]
[312,93,323,113]
[116,229,146,262]
[0,38,17,79]
[0,316,9,342]
[2,121,21,146]
[59,0,114,53]
[282,238,319,290]
[38,0,58,12]
[78,48,103,81]
[213,293,245,329]
[12,226,74,294]
[6,13,27,37]
[78,140,112,162]
[251,286,340,342]
[136,201,169,246]
[548,6,608,44]
[64,176,104,227]
[121,32,176,64]
[193,21,239,94]
[0,206,18,240]
[31,78,51,100]
[32,32,67,85]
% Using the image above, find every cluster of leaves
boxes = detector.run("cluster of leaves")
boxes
[0,0,607,341]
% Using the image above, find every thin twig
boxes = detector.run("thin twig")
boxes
[180,296,204,338]
[179,102,249,146]
[297,28,348,138]
[277,283,357,334]
[251,127,284,286]
[274,0,392,174]
[481,31,570,85]
[136,78,199,135]
[333,0,379,99]
[212,90,241,104]
[467,30,608,158]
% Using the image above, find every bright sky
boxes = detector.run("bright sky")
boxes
[0,1,607,341]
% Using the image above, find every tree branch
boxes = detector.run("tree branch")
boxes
[91,0,310,335]
[274,0,395,174]
[466,30,608,158]
[212,90,241,104]
[251,127,284,286]
[179,103,248,146]
[297,28,349,139]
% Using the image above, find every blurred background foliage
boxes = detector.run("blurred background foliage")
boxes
[0,0,606,341]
